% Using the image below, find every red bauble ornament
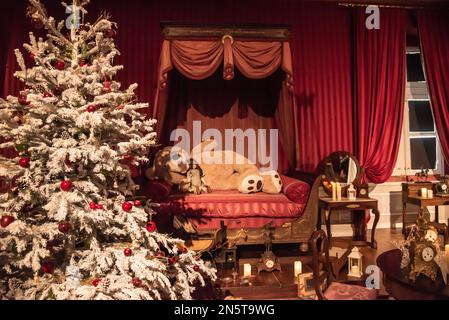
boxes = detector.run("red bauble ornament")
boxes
[42,262,55,274]
[43,92,53,98]
[58,222,71,234]
[89,202,97,210]
[1,215,15,228]
[146,221,157,233]
[87,105,97,113]
[97,203,104,210]
[18,95,30,105]
[168,257,177,265]
[134,200,142,207]
[122,202,133,212]
[60,180,73,191]
[19,157,30,168]
[92,279,101,287]
[193,265,200,272]
[103,87,111,94]
[54,60,65,70]
[117,105,125,110]
[79,59,87,67]
[124,248,133,256]
[104,81,111,88]
[132,278,142,287]
[104,29,116,38]
[29,53,36,63]
[53,87,63,96]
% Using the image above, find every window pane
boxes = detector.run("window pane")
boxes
[407,53,425,82]
[410,137,436,170]
[409,100,434,132]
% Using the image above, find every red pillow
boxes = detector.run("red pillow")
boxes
[142,180,173,201]
[280,174,311,204]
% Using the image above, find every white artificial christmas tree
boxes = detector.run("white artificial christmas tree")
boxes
[0,0,216,300]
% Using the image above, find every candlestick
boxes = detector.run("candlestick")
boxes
[421,188,428,199]
[336,183,342,201]
[331,182,337,201]
[243,264,251,278]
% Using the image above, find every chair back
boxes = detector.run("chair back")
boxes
[310,229,334,300]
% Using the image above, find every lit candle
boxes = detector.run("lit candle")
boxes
[331,182,337,201]
[351,265,359,275]
[294,261,302,277]
[421,188,428,199]
[336,183,342,201]
[445,244,449,253]
[427,189,433,199]
[243,264,251,278]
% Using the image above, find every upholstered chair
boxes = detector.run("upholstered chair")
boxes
[310,230,378,300]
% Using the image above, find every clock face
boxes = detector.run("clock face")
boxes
[360,189,367,195]
[265,259,275,269]
[421,247,435,262]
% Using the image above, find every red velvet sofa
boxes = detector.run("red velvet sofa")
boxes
[143,172,320,248]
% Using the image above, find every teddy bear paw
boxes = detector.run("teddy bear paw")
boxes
[261,171,283,194]
[239,175,264,194]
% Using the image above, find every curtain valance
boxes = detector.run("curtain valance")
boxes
[157,37,294,92]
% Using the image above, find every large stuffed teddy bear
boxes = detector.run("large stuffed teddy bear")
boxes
[146,140,282,194]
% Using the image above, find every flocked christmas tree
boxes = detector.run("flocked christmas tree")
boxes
[0,0,216,300]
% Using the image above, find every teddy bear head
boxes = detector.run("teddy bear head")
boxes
[146,146,190,185]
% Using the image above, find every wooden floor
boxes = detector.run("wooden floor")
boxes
[218,228,403,300]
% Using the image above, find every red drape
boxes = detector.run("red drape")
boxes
[417,9,449,163]
[289,5,354,173]
[354,8,407,184]
[154,38,296,170]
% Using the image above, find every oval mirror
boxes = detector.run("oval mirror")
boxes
[321,151,362,196]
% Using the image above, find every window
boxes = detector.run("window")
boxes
[393,49,443,176]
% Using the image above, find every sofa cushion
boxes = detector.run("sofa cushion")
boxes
[157,189,307,219]
[281,174,310,204]
[141,180,173,201]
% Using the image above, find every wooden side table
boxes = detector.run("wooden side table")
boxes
[319,197,380,249]
[402,182,449,235]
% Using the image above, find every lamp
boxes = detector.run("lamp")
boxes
[348,247,363,278]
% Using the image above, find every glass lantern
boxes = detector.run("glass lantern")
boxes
[348,247,363,278]
[347,184,356,201]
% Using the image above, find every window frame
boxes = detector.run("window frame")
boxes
[393,49,444,177]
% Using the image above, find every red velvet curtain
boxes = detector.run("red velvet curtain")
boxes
[417,9,449,163]
[288,5,355,173]
[354,8,407,184]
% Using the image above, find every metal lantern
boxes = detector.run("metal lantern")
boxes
[348,247,363,278]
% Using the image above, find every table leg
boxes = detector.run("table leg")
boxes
[402,201,407,235]
[371,208,380,249]
[324,209,332,247]
[435,206,439,223]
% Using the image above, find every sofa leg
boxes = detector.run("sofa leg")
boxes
[299,242,309,253]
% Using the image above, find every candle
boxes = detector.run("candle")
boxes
[445,244,449,253]
[351,265,359,275]
[243,264,251,278]
[294,261,302,277]
[336,183,342,201]
[421,188,428,199]
[427,189,433,199]
[331,182,337,201]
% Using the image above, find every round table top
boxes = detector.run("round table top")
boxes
[377,249,449,300]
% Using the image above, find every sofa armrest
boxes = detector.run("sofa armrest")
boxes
[284,169,319,186]
[280,174,311,204]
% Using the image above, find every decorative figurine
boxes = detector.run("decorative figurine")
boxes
[184,160,210,195]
